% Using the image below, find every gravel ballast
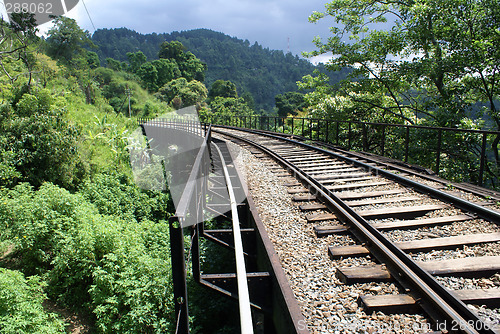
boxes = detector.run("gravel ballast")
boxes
[224,138,430,333]
[217,130,500,333]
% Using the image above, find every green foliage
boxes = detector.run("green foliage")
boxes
[209,96,252,116]
[79,172,172,222]
[0,17,189,333]
[106,57,122,71]
[34,53,61,88]
[0,87,84,188]
[158,41,206,82]
[155,77,208,108]
[126,51,147,73]
[91,28,351,111]
[0,269,65,333]
[136,62,158,92]
[133,59,182,93]
[0,183,91,274]
[209,80,237,99]
[151,59,181,88]
[45,16,95,63]
[0,12,40,88]
[275,91,306,117]
[86,51,100,69]
[158,41,186,60]
[0,181,175,332]
[301,0,500,186]
[89,221,174,333]
[93,67,167,117]
[305,0,499,127]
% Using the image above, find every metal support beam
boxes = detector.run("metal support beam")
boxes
[169,217,190,334]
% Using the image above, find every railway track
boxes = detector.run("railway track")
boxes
[213,125,500,333]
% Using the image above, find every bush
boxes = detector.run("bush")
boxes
[0,181,176,332]
[0,183,91,274]
[89,220,174,333]
[0,268,65,334]
[0,87,84,188]
[79,172,172,222]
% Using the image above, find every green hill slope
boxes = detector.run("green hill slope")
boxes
[92,28,350,112]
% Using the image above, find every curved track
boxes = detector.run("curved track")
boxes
[214,125,500,334]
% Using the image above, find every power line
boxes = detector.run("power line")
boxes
[80,0,96,32]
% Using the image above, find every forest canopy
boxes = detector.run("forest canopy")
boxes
[92,28,351,112]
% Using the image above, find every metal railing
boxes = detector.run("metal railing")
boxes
[138,117,207,138]
[205,115,500,190]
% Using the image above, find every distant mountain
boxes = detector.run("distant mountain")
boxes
[92,28,350,112]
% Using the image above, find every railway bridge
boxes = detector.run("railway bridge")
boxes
[138,117,500,334]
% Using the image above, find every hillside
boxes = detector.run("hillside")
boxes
[92,28,350,112]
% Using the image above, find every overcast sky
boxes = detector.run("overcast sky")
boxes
[35,0,336,62]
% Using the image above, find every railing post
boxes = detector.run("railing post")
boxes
[309,119,313,140]
[169,217,190,334]
[381,125,386,156]
[274,117,277,131]
[405,127,410,163]
[302,118,305,137]
[479,132,487,186]
[435,129,442,174]
[362,123,368,151]
[317,119,320,141]
[325,120,329,143]
[348,122,352,150]
[336,122,340,146]
[291,117,294,135]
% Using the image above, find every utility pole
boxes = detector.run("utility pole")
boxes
[125,85,132,117]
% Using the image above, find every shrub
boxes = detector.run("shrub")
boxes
[0,181,176,332]
[0,268,65,334]
[79,171,172,222]
[0,87,84,188]
[0,183,91,274]
[89,220,174,333]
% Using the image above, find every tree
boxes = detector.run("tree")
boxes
[304,0,500,128]
[137,62,158,92]
[86,51,100,69]
[0,12,40,89]
[91,28,351,111]
[304,0,500,183]
[151,59,181,87]
[210,96,252,116]
[158,41,206,82]
[126,51,147,73]
[209,80,238,99]
[275,92,306,117]
[106,58,122,71]
[158,41,186,61]
[0,88,84,188]
[45,16,94,63]
[155,78,207,108]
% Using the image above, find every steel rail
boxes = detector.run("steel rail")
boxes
[231,127,500,201]
[214,126,496,334]
[217,126,500,224]
[213,142,254,334]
